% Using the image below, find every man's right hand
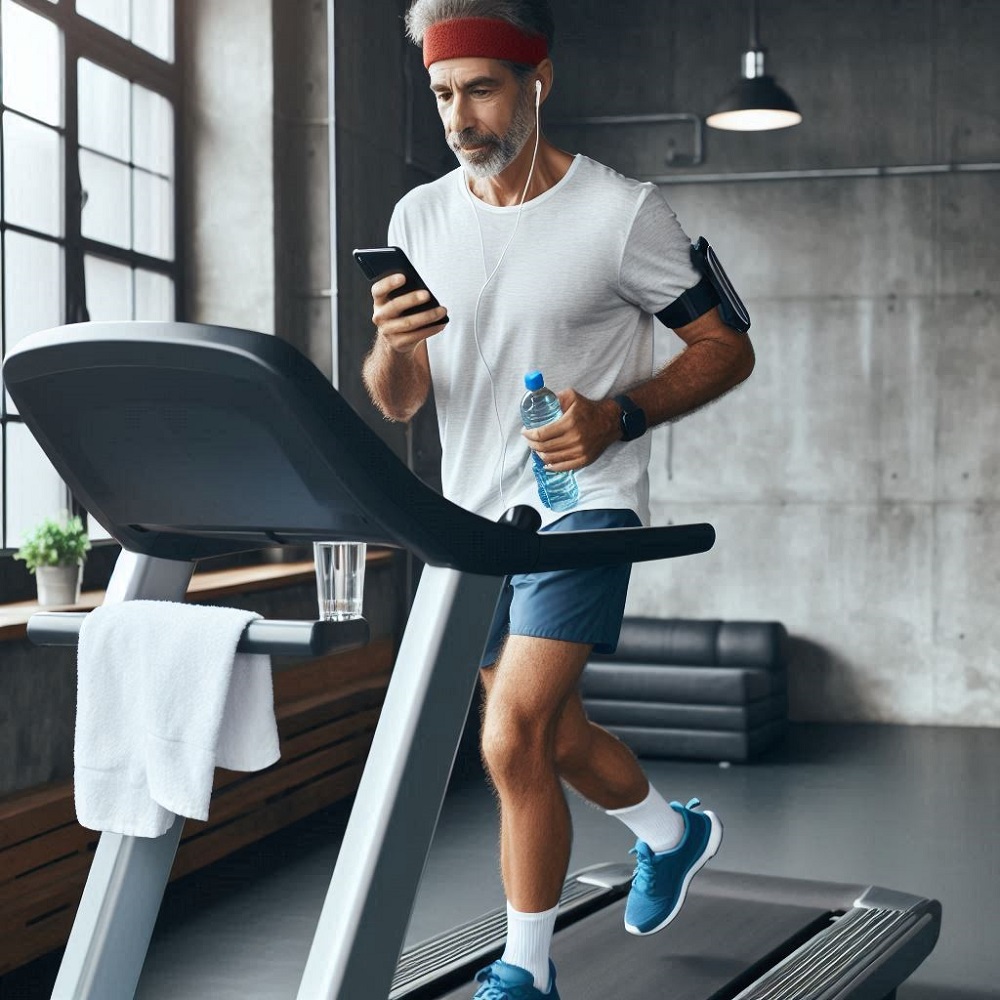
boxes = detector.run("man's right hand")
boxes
[371,273,449,356]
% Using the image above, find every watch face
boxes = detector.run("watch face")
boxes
[620,405,646,440]
[615,394,646,440]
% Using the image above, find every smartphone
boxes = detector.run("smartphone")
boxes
[352,246,448,328]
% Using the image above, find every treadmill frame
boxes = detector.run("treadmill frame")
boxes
[4,323,939,1000]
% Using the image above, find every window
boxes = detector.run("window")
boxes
[0,0,180,553]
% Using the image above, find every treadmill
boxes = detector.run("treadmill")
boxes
[3,321,940,1000]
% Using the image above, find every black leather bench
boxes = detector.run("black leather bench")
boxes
[582,618,789,761]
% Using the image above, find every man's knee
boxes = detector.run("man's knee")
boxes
[479,635,591,778]
[481,698,556,783]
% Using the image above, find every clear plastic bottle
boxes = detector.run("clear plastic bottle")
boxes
[519,370,579,512]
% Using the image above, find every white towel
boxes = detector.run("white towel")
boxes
[75,601,281,838]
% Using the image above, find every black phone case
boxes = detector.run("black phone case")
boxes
[353,247,445,322]
[690,237,751,333]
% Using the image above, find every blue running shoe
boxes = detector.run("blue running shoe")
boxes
[624,797,723,936]
[471,960,559,999]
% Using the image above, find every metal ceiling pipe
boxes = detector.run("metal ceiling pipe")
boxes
[644,160,1000,185]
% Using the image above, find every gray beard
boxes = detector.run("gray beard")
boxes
[449,86,536,180]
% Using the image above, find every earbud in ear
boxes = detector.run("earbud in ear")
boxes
[535,79,542,105]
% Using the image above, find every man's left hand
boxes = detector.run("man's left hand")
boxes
[521,389,621,472]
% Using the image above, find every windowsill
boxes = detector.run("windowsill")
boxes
[0,548,396,643]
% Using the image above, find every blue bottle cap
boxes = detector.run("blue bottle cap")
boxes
[524,370,544,391]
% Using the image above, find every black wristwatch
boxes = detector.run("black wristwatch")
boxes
[613,394,647,442]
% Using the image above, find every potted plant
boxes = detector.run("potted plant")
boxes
[14,513,92,606]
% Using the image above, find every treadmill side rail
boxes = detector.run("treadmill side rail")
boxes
[854,884,935,913]
[574,862,635,890]
[731,897,941,1000]
[832,910,941,1000]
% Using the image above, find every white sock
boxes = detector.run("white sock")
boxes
[606,783,685,853]
[500,901,558,992]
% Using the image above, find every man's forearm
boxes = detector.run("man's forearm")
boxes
[520,325,754,471]
[616,335,755,432]
[362,336,430,423]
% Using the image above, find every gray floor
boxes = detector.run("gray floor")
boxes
[2,723,997,999]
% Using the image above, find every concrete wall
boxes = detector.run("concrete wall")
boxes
[272,0,334,376]
[546,0,999,726]
[180,0,276,333]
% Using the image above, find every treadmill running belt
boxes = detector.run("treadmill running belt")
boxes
[435,892,831,1000]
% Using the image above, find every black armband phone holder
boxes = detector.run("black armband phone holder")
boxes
[690,236,751,333]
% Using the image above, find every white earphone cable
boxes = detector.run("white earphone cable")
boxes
[469,80,542,511]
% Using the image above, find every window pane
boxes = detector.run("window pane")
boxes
[0,242,4,416]
[7,422,66,550]
[133,170,172,258]
[76,0,129,39]
[80,150,130,248]
[1,0,63,127]
[135,269,173,320]
[85,255,131,320]
[78,60,130,161]
[132,0,173,62]
[4,232,63,414]
[132,84,173,175]
[88,514,112,543]
[3,113,63,237]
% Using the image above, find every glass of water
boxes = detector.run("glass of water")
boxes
[314,541,367,620]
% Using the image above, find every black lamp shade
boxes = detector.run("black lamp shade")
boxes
[707,76,802,131]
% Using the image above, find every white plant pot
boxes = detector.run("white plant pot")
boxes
[36,564,83,607]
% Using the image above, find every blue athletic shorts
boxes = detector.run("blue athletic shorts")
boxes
[479,508,643,669]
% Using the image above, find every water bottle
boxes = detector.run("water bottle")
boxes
[520,370,579,512]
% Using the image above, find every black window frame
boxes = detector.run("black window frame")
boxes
[0,0,184,555]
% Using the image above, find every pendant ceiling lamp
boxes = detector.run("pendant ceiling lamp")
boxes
[706,0,802,132]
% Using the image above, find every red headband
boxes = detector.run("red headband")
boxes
[423,17,548,69]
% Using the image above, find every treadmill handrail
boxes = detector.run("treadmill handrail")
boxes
[26,611,370,657]
[2,322,715,574]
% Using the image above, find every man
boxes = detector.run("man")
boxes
[362,2,755,997]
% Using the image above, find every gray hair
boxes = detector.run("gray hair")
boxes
[405,0,555,56]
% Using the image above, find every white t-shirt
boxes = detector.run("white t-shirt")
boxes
[387,153,703,528]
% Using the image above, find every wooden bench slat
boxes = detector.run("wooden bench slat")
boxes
[190,729,375,831]
[273,638,394,705]
[212,708,379,809]
[277,671,389,725]
[0,820,95,886]
[171,761,365,881]
[278,706,382,764]
[0,907,78,977]
[0,784,78,849]
[0,850,93,931]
